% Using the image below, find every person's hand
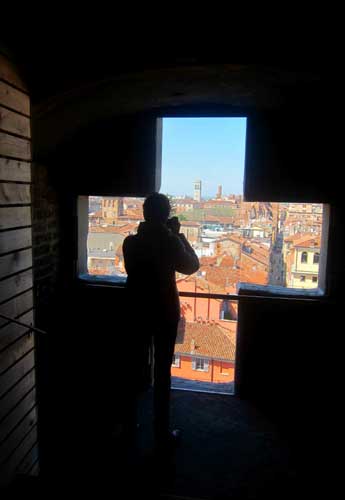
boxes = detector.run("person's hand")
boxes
[167,216,181,235]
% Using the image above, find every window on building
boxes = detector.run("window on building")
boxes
[220,362,229,375]
[313,252,320,264]
[301,251,308,263]
[220,300,236,320]
[312,276,318,283]
[192,357,209,372]
[300,276,306,282]
[172,354,180,367]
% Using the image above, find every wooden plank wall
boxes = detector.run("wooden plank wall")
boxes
[0,52,39,486]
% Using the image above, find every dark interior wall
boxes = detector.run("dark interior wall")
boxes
[238,100,341,443]
[35,281,133,479]
[40,114,162,197]
[31,163,61,329]
[23,61,338,478]
[0,51,39,486]
[235,298,335,442]
[236,295,341,487]
[244,109,333,203]
[30,113,163,478]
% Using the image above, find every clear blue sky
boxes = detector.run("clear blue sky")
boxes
[160,117,247,198]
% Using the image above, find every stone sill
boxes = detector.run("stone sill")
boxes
[78,273,126,287]
[238,282,325,299]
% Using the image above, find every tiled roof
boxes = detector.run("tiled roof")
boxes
[241,250,269,268]
[217,323,237,346]
[284,233,320,248]
[90,226,126,234]
[90,223,138,235]
[295,237,320,248]
[216,216,235,224]
[180,221,201,227]
[177,275,226,294]
[89,210,102,218]
[125,209,143,217]
[218,235,244,244]
[199,256,218,266]
[201,266,240,289]
[218,255,235,267]
[239,268,268,285]
[175,320,236,361]
[117,214,143,221]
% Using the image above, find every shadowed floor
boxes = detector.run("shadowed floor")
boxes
[5,388,312,499]
[117,388,304,500]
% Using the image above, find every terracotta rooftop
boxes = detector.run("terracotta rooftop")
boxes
[89,210,102,218]
[199,256,218,266]
[218,235,244,245]
[201,265,241,289]
[117,214,143,221]
[285,233,321,247]
[90,226,126,234]
[175,320,236,361]
[239,268,268,285]
[218,255,235,267]
[90,223,138,235]
[177,275,225,294]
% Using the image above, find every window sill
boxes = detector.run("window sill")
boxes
[238,282,326,299]
[78,273,127,287]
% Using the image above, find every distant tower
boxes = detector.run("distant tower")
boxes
[101,197,123,221]
[114,197,124,218]
[270,202,279,244]
[194,180,202,202]
[216,185,222,199]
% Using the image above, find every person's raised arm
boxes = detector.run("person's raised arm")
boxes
[176,233,200,274]
[167,217,199,275]
[122,235,136,275]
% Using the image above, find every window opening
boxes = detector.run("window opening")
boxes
[78,117,329,395]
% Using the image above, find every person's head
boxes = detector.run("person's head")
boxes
[143,192,171,224]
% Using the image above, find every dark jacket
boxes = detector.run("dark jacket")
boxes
[123,221,200,323]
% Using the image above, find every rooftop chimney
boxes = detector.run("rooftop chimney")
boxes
[190,338,196,354]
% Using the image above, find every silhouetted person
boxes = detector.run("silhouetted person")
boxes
[123,193,199,451]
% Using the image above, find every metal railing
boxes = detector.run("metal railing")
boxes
[0,313,47,336]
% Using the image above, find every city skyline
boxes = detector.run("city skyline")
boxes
[160,117,247,197]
